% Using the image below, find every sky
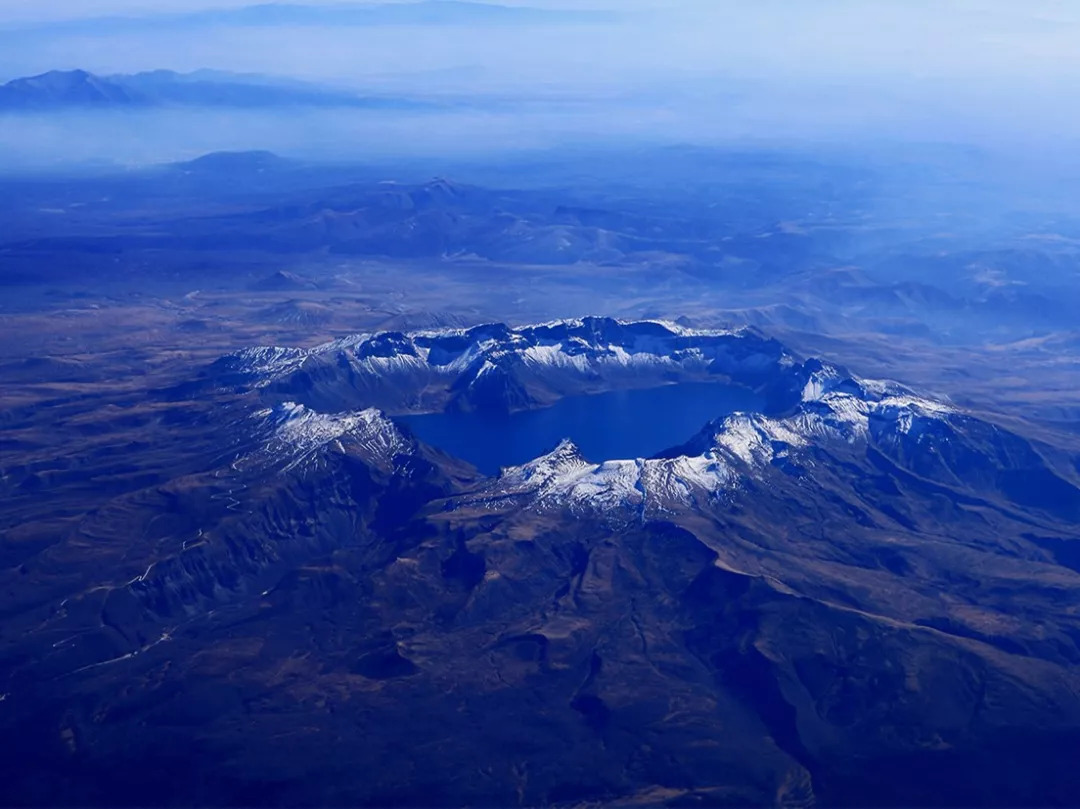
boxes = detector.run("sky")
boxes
[2,1,1077,85]
[1,0,653,21]
[2,1,1080,166]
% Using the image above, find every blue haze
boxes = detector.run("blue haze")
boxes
[2,1,1080,167]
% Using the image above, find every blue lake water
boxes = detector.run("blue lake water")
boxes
[398,382,763,476]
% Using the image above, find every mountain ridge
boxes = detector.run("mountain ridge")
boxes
[0,68,429,111]
[211,316,806,414]
[213,317,1080,528]
[5,319,1080,806]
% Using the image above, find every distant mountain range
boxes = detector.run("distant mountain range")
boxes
[5,152,1079,338]
[0,69,429,112]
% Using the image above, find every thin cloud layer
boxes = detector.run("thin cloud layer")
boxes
[1,1,1078,167]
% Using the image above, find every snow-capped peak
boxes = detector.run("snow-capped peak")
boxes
[213,317,797,415]
[465,435,739,520]
[508,438,590,481]
[709,412,810,467]
[223,318,960,518]
[461,371,957,520]
[254,402,409,471]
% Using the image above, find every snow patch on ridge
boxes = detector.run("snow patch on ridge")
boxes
[469,439,739,518]
[217,317,786,405]
[466,374,956,519]
[255,402,408,471]
[227,319,959,518]
[227,346,308,385]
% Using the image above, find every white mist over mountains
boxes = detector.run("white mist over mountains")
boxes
[1,0,1079,167]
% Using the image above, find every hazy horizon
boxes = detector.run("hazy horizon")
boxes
[3,1,1080,168]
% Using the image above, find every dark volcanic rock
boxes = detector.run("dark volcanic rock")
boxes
[4,323,1080,808]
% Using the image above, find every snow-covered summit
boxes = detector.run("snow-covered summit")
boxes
[254,402,409,471]
[506,438,593,487]
[223,319,977,521]
[461,370,957,519]
[211,316,800,414]
[464,436,740,519]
